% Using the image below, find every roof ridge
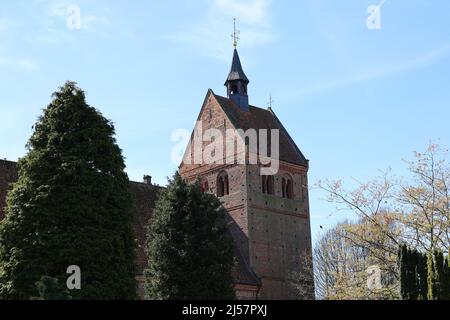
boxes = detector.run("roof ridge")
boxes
[214,93,269,113]
[268,108,309,165]
[207,91,309,167]
[0,159,17,165]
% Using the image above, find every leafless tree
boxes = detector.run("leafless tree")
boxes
[314,143,450,300]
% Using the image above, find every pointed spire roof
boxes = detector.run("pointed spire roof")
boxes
[225,49,249,84]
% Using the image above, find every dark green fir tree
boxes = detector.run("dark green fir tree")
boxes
[409,248,419,300]
[442,255,450,300]
[144,172,235,300]
[433,250,445,300]
[427,251,436,300]
[398,245,428,300]
[33,276,72,300]
[416,251,428,300]
[0,81,136,299]
[399,244,409,300]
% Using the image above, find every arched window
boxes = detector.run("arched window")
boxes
[224,175,229,195]
[286,179,293,199]
[262,175,274,195]
[217,171,229,197]
[282,175,294,199]
[201,180,209,193]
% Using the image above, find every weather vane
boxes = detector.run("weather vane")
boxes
[231,18,240,48]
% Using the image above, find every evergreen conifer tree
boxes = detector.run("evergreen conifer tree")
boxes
[399,244,409,299]
[144,172,235,300]
[427,252,436,300]
[409,248,419,300]
[0,82,136,299]
[433,250,445,300]
[417,251,428,300]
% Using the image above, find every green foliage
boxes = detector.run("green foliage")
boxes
[427,252,435,300]
[409,249,419,300]
[416,252,428,300]
[398,245,444,301]
[33,276,72,300]
[145,172,235,300]
[427,249,449,300]
[399,245,409,299]
[433,250,445,300]
[445,256,450,300]
[399,245,422,300]
[0,81,136,299]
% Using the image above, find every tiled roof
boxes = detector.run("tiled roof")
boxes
[231,244,261,287]
[213,92,308,167]
[0,160,159,276]
[129,181,161,276]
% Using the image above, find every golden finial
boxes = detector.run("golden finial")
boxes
[231,18,240,48]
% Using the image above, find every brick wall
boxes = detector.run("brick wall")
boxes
[247,163,313,299]
[180,92,314,300]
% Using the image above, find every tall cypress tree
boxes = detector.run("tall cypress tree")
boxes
[433,250,445,300]
[427,252,436,300]
[0,82,136,299]
[417,251,428,300]
[399,244,409,299]
[398,245,430,300]
[145,172,235,300]
[442,255,450,300]
[409,248,419,300]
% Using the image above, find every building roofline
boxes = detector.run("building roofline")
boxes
[212,92,309,168]
[267,107,309,167]
[0,159,17,166]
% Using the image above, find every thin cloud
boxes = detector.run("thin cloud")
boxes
[170,0,274,62]
[296,44,450,97]
[0,55,38,71]
[213,0,271,27]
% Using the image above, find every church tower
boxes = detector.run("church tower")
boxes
[225,49,250,112]
[179,26,314,300]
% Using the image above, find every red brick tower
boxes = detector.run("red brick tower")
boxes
[179,48,314,300]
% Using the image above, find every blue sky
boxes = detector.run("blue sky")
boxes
[1,0,449,243]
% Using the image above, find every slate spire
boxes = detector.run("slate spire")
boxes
[225,49,250,111]
[226,49,250,84]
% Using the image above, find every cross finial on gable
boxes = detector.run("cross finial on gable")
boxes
[267,94,275,109]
